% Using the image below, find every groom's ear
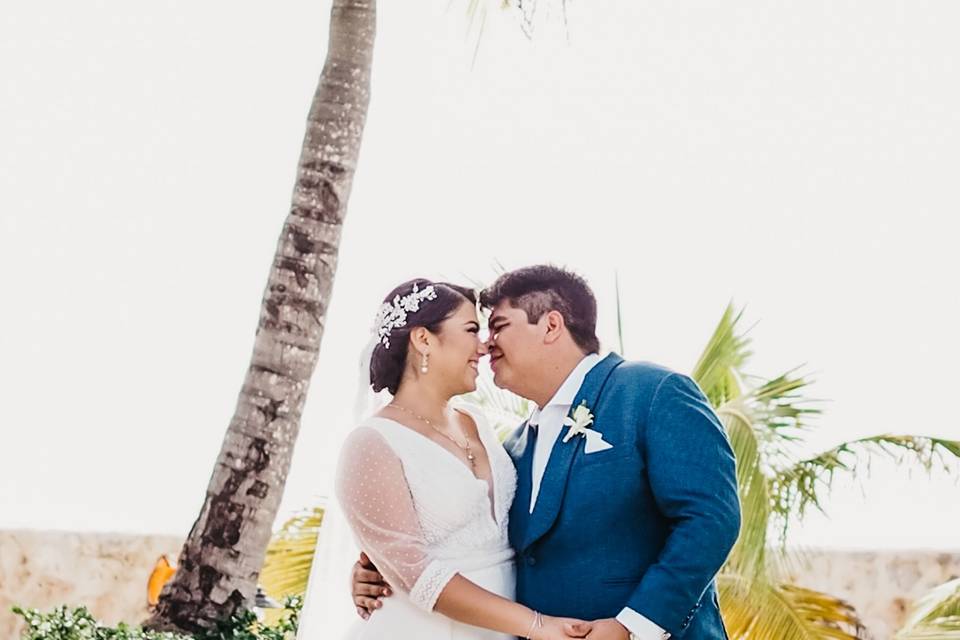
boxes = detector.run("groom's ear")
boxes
[542,310,567,345]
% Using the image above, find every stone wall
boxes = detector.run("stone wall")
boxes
[783,549,960,639]
[1,530,958,639]
[0,530,182,640]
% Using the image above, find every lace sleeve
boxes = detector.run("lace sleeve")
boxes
[334,426,457,612]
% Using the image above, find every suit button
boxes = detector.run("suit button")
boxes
[526,556,536,566]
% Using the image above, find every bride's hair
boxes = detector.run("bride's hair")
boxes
[370,278,478,395]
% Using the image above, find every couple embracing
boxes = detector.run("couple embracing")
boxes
[303,265,740,640]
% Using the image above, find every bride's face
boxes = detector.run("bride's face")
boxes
[431,300,487,395]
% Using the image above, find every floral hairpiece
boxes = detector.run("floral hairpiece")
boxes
[373,283,439,349]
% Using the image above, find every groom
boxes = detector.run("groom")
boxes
[352,265,741,639]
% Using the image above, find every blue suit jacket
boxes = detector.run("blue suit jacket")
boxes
[504,353,740,639]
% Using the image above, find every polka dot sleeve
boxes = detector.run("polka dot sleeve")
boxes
[334,426,457,612]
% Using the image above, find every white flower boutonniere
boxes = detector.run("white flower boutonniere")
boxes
[563,401,614,453]
[562,401,595,442]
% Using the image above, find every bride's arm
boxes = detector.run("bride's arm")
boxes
[336,428,586,639]
[434,574,587,638]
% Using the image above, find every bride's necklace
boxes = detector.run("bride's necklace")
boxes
[388,403,477,471]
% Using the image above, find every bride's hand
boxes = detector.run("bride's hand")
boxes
[535,615,593,639]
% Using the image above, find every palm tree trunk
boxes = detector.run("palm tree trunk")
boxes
[144,0,376,633]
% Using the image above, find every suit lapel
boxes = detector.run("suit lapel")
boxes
[504,419,531,463]
[507,420,532,550]
[520,352,624,551]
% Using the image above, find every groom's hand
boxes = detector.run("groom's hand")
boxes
[351,551,392,619]
[563,620,594,637]
[571,618,629,640]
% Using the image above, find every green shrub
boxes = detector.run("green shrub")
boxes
[11,605,190,640]
[12,597,301,640]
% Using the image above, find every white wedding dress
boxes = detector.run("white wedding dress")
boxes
[335,403,518,640]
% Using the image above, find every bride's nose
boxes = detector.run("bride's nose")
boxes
[476,340,489,356]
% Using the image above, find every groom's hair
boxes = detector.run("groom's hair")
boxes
[480,265,600,355]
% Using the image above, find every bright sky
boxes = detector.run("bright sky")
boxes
[1,1,958,550]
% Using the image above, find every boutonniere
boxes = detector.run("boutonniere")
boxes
[562,401,597,442]
[562,401,614,453]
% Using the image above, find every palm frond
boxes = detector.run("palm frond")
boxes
[771,435,960,529]
[895,623,960,640]
[457,270,489,293]
[463,374,531,440]
[896,578,960,639]
[462,0,491,67]
[718,405,771,581]
[745,369,821,434]
[780,583,867,639]
[918,579,960,624]
[719,575,865,640]
[743,368,823,468]
[259,507,324,600]
[692,303,752,408]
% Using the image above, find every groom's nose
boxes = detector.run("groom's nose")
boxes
[479,331,493,349]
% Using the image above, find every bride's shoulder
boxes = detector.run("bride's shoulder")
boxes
[341,421,392,450]
[453,401,496,437]
[337,423,407,471]
[342,417,417,454]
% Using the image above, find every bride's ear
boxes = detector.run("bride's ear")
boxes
[409,326,432,355]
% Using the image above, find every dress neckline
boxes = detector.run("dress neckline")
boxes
[367,405,501,527]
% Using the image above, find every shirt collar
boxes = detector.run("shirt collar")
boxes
[528,352,604,427]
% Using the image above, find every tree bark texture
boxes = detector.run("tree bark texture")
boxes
[145,1,376,633]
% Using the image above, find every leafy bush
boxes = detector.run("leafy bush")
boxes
[12,605,190,640]
[12,597,301,640]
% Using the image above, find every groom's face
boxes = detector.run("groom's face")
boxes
[485,300,544,397]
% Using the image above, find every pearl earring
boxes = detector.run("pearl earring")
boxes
[420,353,429,374]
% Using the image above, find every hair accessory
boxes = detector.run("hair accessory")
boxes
[373,283,438,349]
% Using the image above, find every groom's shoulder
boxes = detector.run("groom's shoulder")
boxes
[608,357,678,387]
[600,359,690,414]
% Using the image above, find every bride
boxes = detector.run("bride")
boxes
[315,278,586,640]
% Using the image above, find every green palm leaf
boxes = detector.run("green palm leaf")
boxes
[895,624,960,640]
[463,374,531,440]
[743,369,822,464]
[719,575,865,640]
[896,578,960,639]
[718,404,770,581]
[692,303,751,407]
[771,435,960,527]
[260,507,324,599]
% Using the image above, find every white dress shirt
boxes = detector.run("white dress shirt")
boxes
[526,353,670,640]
